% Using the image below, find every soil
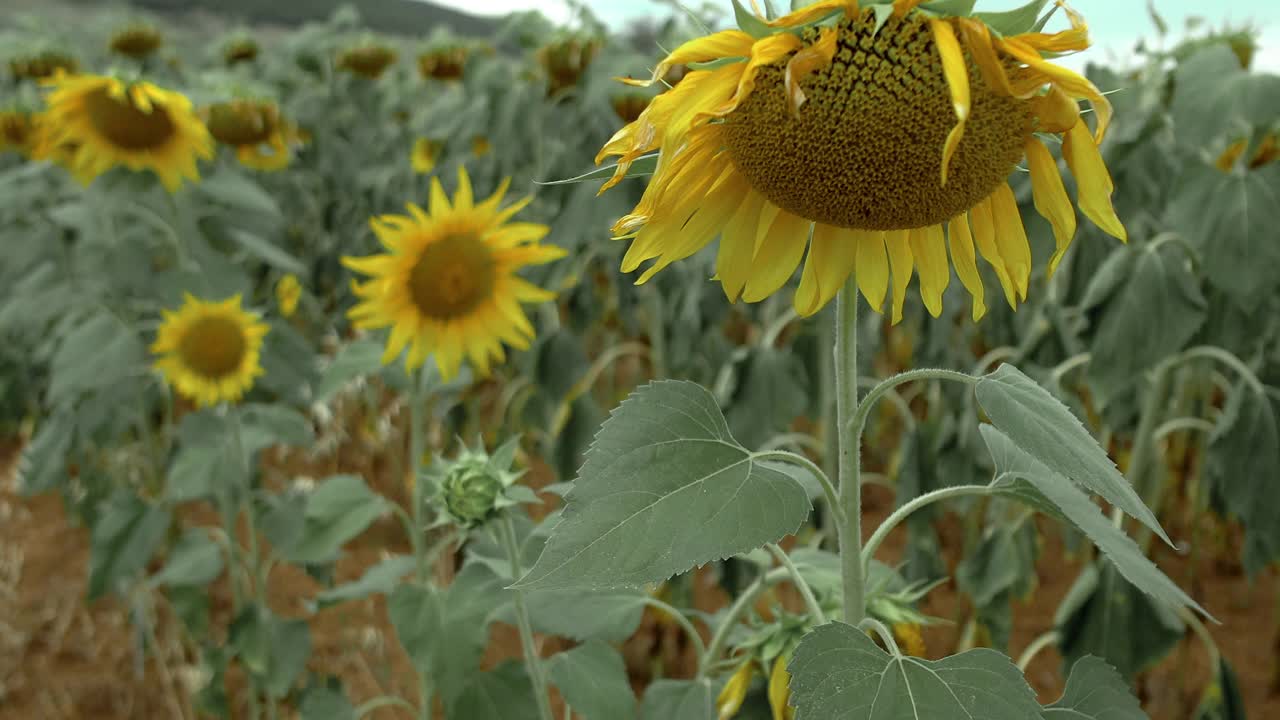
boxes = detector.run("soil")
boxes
[1,426,1276,720]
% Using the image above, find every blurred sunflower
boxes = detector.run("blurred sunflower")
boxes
[152,294,270,408]
[599,0,1125,321]
[39,74,213,190]
[610,92,651,124]
[205,99,300,171]
[411,137,443,173]
[276,274,302,317]
[715,652,797,720]
[223,37,260,66]
[471,135,491,157]
[1216,133,1278,172]
[538,36,601,96]
[8,50,78,81]
[109,24,164,60]
[337,44,398,79]
[417,46,468,81]
[0,110,35,155]
[342,166,565,380]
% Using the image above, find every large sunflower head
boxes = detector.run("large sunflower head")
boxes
[39,73,213,190]
[204,99,299,171]
[598,0,1125,322]
[337,44,399,79]
[151,293,270,408]
[109,24,164,60]
[342,166,566,381]
[8,50,78,81]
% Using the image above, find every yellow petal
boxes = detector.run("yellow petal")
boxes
[716,189,766,303]
[969,199,1017,308]
[932,19,969,186]
[1062,120,1127,242]
[989,183,1032,302]
[743,211,809,303]
[768,0,855,27]
[884,229,913,324]
[893,0,927,17]
[429,176,451,215]
[1029,85,1080,133]
[784,27,837,117]
[454,165,474,209]
[947,214,986,321]
[768,654,795,720]
[623,30,755,87]
[997,36,1112,142]
[795,223,858,317]
[956,19,1018,98]
[1025,136,1078,274]
[908,224,949,318]
[717,661,755,719]
[854,230,890,313]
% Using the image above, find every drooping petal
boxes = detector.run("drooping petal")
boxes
[795,222,859,316]
[884,229,914,324]
[742,211,810,303]
[989,183,1032,302]
[908,224,949,318]
[947,214,986,321]
[854,230,890,313]
[785,27,837,117]
[716,189,766,303]
[969,199,1018,308]
[1025,136,1078,274]
[620,30,755,87]
[1062,119,1127,242]
[932,19,969,186]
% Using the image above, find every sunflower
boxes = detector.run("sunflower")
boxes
[597,0,1125,321]
[109,24,164,60]
[276,274,302,317]
[151,294,270,408]
[337,44,398,79]
[8,50,78,81]
[0,111,35,155]
[471,135,492,157]
[1216,133,1278,172]
[223,37,259,66]
[538,36,601,96]
[205,99,300,171]
[411,137,443,173]
[417,46,468,81]
[610,92,651,124]
[39,74,213,190]
[342,166,565,380]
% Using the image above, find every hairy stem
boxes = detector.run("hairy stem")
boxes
[835,279,864,624]
[500,515,555,720]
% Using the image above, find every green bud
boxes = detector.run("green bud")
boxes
[441,454,504,527]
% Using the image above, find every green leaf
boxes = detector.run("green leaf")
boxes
[976,364,1171,546]
[518,588,648,642]
[388,562,508,707]
[1205,383,1280,575]
[16,411,74,495]
[515,380,811,590]
[88,491,172,600]
[638,679,715,720]
[312,555,416,610]
[1086,243,1206,400]
[1042,655,1145,718]
[537,153,659,186]
[1054,563,1184,679]
[226,229,307,275]
[299,688,356,720]
[922,0,977,16]
[983,425,1209,619]
[49,312,144,403]
[731,0,772,38]
[974,0,1051,36]
[1172,46,1280,147]
[167,440,239,503]
[239,404,315,455]
[314,339,385,403]
[278,475,389,564]
[196,169,282,222]
[725,347,809,451]
[1171,164,1280,309]
[151,529,224,588]
[229,607,312,699]
[789,622,1043,719]
[548,641,637,720]
[956,523,1038,608]
[447,662,536,720]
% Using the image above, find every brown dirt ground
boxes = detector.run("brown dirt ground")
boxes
[1,420,1276,720]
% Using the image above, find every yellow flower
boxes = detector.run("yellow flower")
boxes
[109,24,164,60]
[337,44,398,79]
[716,661,755,719]
[417,47,468,81]
[151,294,270,408]
[205,99,300,171]
[892,622,927,657]
[0,110,35,155]
[767,653,795,720]
[276,274,302,318]
[412,137,443,173]
[342,166,565,380]
[223,38,259,66]
[38,74,213,190]
[538,37,601,96]
[597,0,1125,321]
[471,135,492,157]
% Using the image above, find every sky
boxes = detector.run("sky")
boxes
[440,0,1280,71]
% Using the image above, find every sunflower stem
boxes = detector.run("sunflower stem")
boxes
[409,369,428,582]
[499,514,555,720]
[835,277,865,624]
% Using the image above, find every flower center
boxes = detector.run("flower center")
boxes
[84,86,176,151]
[723,10,1031,231]
[1,113,31,147]
[408,234,496,320]
[207,102,276,146]
[178,315,247,379]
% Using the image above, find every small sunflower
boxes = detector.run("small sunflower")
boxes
[223,37,259,66]
[205,99,300,171]
[1216,133,1278,172]
[276,274,302,317]
[0,110,35,155]
[8,50,78,81]
[152,294,270,408]
[337,44,398,79]
[411,137,443,173]
[538,36,601,96]
[598,0,1125,321]
[610,92,651,124]
[39,73,213,190]
[417,46,468,81]
[342,166,565,380]
[471,135,492,157]
[109,24,164,60]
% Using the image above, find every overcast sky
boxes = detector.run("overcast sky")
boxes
[441,0,1280,71]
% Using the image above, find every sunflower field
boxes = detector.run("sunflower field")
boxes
[2,0,1279,718]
